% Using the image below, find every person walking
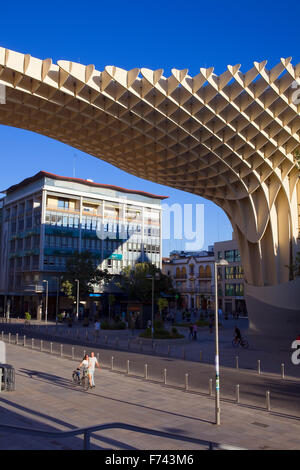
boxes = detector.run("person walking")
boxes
[189,323,193,340]
[88,351,101,388]
[94,319,101,340]
[193,323,198,341]
[77,354,91,386]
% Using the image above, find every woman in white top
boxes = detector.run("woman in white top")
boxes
[77,354,92,387]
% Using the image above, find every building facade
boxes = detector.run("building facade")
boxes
[214,237,247,317]
[162,250,215,310]
[0,171,166,318]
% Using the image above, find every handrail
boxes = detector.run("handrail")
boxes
[0,421,245,450]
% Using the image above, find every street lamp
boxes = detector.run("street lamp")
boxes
[214,258,229,426]
[146,273,160,343]
[56,275,63,323]
[75,279,80,320]
[42,280,48,323]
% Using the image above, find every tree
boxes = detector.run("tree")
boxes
[116,262,175,303]
[157,297,168,318]
[61,251,110,301]
[108,293,116,322]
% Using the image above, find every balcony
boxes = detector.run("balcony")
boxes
[176,286,214,294]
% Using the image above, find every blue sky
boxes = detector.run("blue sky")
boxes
[0,0,299,255]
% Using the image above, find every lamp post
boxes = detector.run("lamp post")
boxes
[75,279,80,320]
[56,275,63,324]
[214,258,228,426]
[42,280,48,323]
[146,273,160,343]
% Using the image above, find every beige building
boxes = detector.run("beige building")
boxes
[0,47,299,339]
[162,250,215,310]
[214,238,247,317]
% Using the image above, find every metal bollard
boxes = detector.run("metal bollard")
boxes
[23,335,26,347]
[164,368,167,385]
[127,338,130,350]
[266,391,271,411]
[209,378,213,396]
[236,356,239,369]
[144,364,148,380]
[111,356,114,371]
[40,340,43,352]
[185,373,189,391]
[281,363,285,379]
[50,342,53,354]
[167,345,170,356]
[60,344,63,357]
[182,347,186,360]
[257,360,261,375]
[140,341,143,352]
[72,347,75,360]
[115,338,119,348]
[126,360,130,375]
[199,351,202,362]
[8,333,11,343]
[105,336,108,345]
[16,333,18,345]
[236,384,240,404]
[31,338,34,349]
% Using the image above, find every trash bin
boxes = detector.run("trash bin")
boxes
[0,364,15,391]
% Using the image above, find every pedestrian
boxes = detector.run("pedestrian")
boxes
[189,323,193,340]
[193,323,198,341]
[94,319,100,339]
[88,352,101,388]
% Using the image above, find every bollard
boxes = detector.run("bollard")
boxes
[111,356,114,371]
[144,364,148,380]
[164,368,167,385]
[185,373,189,391]
[236,384,240,404]
[140,341,143,352]
[31,338,34,349]
[167,345,170,356]
[60,344,63,357]
[23,335,26,347]
[266,391,271,411]
[40,340,43,352]
[281,363,285,379]
[77,329,79,339]
[236,356,239,369]
[8,333,11,343]
[50,342,53,354]
[153,342,156,353]
[16,333,18,345]
[257,360,261,375]
[105,336,108,345]
[115,338,119,348]
[127,360,130,375]
[72,347,75,360]
[127,338,130,350]
[182,347,186,360]
[199,351,202,362]
[209,378,213,396]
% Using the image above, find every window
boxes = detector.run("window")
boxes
[58,199,69,209]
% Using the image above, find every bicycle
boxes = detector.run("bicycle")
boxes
[72,368,90,390]
[232,336,249,349]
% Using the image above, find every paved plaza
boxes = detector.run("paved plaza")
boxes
[0,343,300,450]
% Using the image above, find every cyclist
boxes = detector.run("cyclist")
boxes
[234,325,242,344]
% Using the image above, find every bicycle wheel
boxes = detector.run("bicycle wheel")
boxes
[241,338,249,349]
[72,371,80,385]
[82,374,90,390]
[232,339,239,348]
